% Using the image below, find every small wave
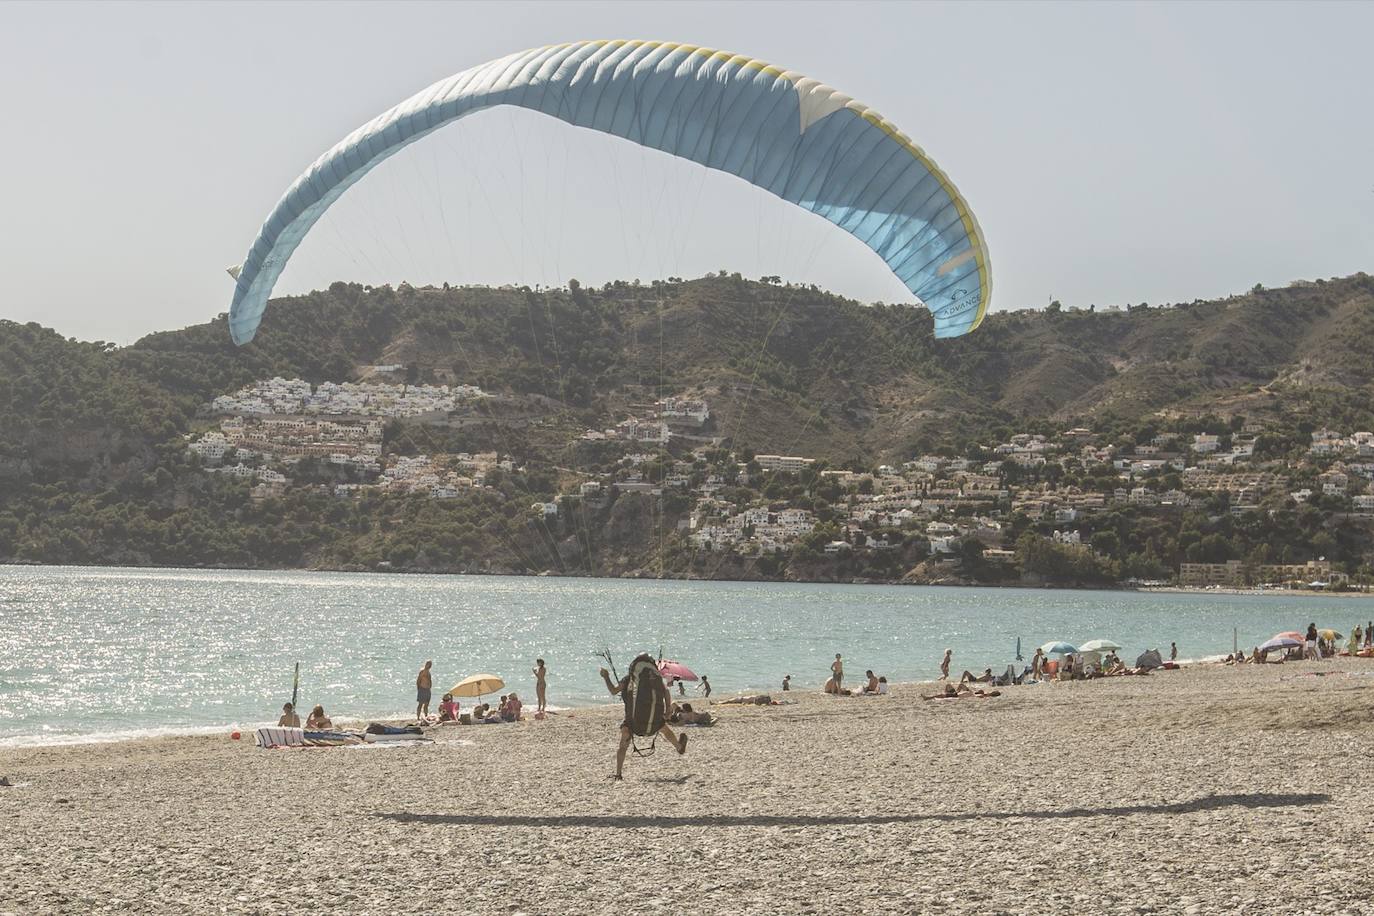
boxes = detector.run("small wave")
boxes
[0,723,242,750]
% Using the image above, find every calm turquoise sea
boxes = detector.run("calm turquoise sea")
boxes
[1,566,1367,746]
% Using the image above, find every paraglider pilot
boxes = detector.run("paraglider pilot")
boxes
[601,654,688,780]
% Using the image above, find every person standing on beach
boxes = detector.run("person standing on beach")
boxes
[415,660,433,720]
[831,654,844,690]
[1031,647,1044,681]
[533,659,548,714]
[1170,642,1177,662]
[940,649,952,681]
[700,675,711,698]
[782,674,791,691]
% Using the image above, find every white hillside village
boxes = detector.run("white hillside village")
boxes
[187,378,1371,588]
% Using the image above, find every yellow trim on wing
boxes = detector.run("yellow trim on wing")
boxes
[530,39,992,332]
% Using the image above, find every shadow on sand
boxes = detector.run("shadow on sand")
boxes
[373,792,1328,829]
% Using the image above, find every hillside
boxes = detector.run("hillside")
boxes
[2,271,1373,579]
[99,272,1374,450]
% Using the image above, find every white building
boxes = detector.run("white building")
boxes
[755,454,814,473]
[1192,434,1220,454]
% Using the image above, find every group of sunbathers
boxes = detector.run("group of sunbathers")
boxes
[923,682,1001,700]
[435,692,523,725]
[277,702,335,729]
[824,668,889,696]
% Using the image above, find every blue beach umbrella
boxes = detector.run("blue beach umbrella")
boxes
[1040,641,1079,656]
[1258,636,1301,653]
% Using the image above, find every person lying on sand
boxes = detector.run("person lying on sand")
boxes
[959,668,993,684]
[277,703,301,728]
[721,694,779,706]
[922,683,1001,700]
[306,705,333,729]
[671,702,714,725]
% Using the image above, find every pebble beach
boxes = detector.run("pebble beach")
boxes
[3,660,1373,915]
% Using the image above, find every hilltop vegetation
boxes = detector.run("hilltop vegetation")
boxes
[2,271,1373,582]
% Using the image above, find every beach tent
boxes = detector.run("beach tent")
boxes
[1135,649,1164,670]
[1079,640,1122,668]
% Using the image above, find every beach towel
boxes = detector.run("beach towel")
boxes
[254,726,305,748]
[302,730,361,747]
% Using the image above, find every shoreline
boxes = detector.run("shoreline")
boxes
[4,558,1372,598]
[0,653,1361,751]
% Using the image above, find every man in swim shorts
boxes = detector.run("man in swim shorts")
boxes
[415,660,433,720]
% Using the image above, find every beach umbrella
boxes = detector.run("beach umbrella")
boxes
[1317,628,1342,641]
[449,673,505,699]
[1079,639,1122,653]
[1275,631,1304,642]
[658,660,698,682]
[1258,636,1302,653]
[1039,641,1078,656]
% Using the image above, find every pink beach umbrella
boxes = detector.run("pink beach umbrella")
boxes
[658,660,698,682]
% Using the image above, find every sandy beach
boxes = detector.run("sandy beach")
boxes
[3,661,1373,915]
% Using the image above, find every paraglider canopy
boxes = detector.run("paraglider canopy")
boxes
[226,40,991,345]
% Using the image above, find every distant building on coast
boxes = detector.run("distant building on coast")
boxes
[1178,559,1346,588]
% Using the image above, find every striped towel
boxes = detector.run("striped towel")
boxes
[254,726,305,748]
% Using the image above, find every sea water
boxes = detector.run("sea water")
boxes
[0,565,1366,746]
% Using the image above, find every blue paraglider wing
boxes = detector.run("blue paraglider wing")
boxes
[228,40,991,344]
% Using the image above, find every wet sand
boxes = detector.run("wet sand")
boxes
[3,661,1373,915]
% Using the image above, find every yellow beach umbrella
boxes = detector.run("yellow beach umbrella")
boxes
[449,673,505,699]
[1317,629,1342,642]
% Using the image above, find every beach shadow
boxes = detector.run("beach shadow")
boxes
[374,792,1328,829]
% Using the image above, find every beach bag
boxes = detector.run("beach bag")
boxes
[624,653,666,738]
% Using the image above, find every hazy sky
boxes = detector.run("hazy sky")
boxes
[2,0,1371,343]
